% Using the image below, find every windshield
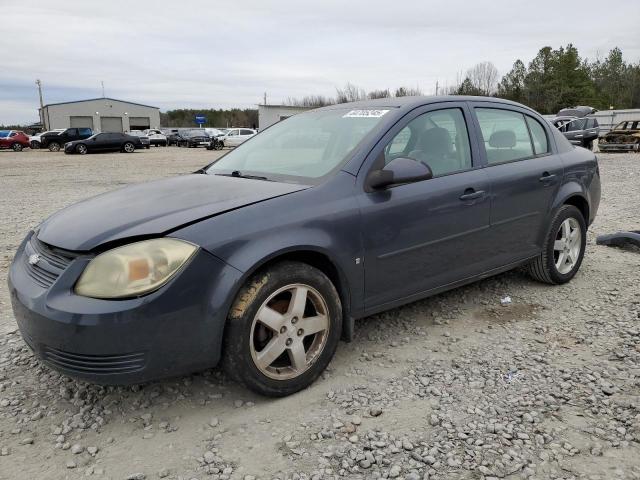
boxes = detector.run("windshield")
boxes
[206,108,391,182]
[0,130,9,138]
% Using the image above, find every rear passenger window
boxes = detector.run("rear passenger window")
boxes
[475,108,534,164]
[525,116,548,155]
[384,108,472,177]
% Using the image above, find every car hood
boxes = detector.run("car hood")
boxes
[37,174,309,251]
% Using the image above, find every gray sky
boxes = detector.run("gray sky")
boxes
[1,0,639,124]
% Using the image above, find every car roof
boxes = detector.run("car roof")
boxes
[315,95,533,112]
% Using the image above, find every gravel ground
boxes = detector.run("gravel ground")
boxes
[0,148,639,480]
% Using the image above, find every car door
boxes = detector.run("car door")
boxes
[469,103,564,266]
[226,129,240,146]
[358,103,493,309]
[239,129,255,144]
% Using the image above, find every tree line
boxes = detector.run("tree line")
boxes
[285,45,640,115]
[160,108,258,129]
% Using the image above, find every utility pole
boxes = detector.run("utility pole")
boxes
[36,79,45,129]
[263,92,267,105]
[101,81,105,98]
[435,80,439,96]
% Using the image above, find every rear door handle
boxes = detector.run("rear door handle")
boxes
[459,189,485,201]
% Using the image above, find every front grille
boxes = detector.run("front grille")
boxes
[23,235,78,288]
[31,236,76,269]
[24,261,58,288]
[42,346,146,375]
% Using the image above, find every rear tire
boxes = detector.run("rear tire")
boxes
[528,205,586,284]
[48,142,61,152]
[223,262,342,397]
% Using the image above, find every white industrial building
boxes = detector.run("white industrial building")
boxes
[258,104,311,130]
[39,98,161,133]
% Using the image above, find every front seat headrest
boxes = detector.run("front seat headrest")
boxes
[417,127,451,156]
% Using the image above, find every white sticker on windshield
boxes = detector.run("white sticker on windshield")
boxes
[343,109,390,118]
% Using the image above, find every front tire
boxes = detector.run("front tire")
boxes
[48,142,61,152]
[223,262,342,397]
[528,205,586,284]
[76,144,88,155]
[12,143,23,152]
[30,141,40,149]
[123,142,135,153]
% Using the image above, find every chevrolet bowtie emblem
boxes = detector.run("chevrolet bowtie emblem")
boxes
[28,254,41,265]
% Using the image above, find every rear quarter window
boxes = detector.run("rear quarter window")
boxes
[525,116,549,155]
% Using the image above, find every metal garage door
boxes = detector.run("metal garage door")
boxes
[100,117,123,133]
[70,116,94,129]
[129,117,150,130]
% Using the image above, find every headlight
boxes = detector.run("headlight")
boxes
[75,238,198,299]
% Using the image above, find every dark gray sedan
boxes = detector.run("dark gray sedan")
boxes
[64,132,143,154]
[9,96,600,396]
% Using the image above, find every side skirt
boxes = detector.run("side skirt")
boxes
[359,255,538,319]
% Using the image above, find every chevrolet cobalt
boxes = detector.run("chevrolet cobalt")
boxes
[9,97,601,396]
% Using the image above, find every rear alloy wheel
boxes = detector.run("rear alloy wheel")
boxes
[48,142,61,152]
[123,142,135,153]
[12,143,23,152]
[528,205,586,284]
[224,262,342,397]
[76,144,88,155]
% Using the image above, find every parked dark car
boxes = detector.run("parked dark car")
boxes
[177,129,211,148]
[552,116,599,150]
[598,120,640,152]
[0,130,30,151]
[162,129,181,146]
[40,127,93,152]
[63,132,143,154]
[9,96,600,397]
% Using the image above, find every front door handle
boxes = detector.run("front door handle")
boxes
[539,172,557,183]
[459,189,485,201]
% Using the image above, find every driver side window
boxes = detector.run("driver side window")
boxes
[384,108,472,177]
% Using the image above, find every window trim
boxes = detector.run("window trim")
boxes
[359,102,481,192]
[470,104,555,168]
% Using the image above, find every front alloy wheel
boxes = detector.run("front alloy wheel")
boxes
[250,284,330,380]
[48,142,61,152]
[224,262,342,396]
[12,143,23,152]
[123,142,135,153]
[76,144,88,155]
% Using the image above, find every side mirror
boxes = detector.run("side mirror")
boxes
[367,157,433,190]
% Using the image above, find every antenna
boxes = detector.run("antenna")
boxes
[263,92,267,105]
[101,81,105,98]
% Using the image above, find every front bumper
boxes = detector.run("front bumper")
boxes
[598,143,640,152]
[8,232,242,384]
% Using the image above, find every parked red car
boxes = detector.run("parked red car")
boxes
[0,130,30,151]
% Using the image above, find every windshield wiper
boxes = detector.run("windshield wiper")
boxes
[215,170,271,181]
